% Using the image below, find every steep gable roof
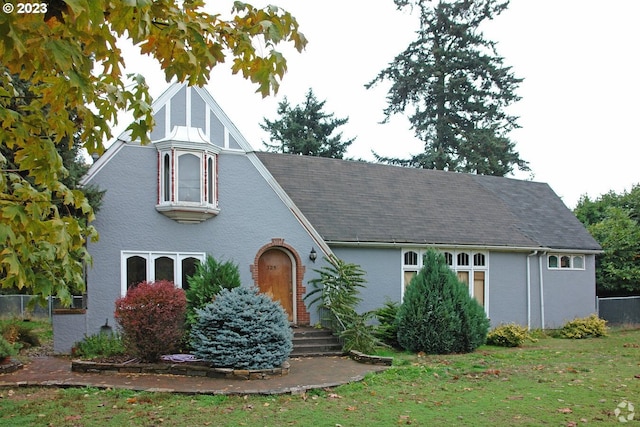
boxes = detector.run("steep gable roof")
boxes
[255,152,601,251]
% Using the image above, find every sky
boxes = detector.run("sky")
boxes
[116,0,640,209]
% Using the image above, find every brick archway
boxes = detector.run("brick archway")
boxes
[250,238,310,325]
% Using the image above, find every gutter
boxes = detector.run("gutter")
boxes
[539,252,546,328]
[325,240,602,254]
[526,250,538,330]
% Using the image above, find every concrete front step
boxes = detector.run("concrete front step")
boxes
[291,327,344,357]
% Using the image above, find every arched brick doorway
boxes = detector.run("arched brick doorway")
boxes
[251,238,310,325]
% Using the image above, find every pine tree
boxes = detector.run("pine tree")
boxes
[367,0,528,176]
[396,250,489,354]
[261,88,354,159]
[190,287,292,369]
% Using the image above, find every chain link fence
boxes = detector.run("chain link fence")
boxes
[0,295,85,319]
[597,296,640,325]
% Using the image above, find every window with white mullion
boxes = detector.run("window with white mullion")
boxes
[121,251,205,295]
[401,248,489,310]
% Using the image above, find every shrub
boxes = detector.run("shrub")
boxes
[487,323,534,347]
[0,336,16,360]
[374,299,401,349]
[560,314,607,339]
[1,319,41,349]
[114,280,187,362]
[73,332,125,359]
[396,249,489,354]
[190,287,292,369]
[185,255,241,327]
[306,255,379,354]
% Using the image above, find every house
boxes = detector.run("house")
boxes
[53,83,602,353]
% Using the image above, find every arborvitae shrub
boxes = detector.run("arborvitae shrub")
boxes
[487,323,533,347]
[185,255,241,327]
[560,314,607,339]
[114,280,186,362]
[396,250,489,354]
[190,287,292,369]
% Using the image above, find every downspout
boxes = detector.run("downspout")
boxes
[539,252,546,329]
[526,251,538,330]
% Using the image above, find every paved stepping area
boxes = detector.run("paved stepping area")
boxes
[0,356,389,395]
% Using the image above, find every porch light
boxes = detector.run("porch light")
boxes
[309,247,317,262]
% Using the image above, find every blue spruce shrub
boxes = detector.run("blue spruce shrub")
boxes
[190,287,293,369]
[396,249,490,354]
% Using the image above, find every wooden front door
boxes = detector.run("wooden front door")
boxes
[258,249,294,321]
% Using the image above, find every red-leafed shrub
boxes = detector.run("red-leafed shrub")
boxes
[114,280,186,362]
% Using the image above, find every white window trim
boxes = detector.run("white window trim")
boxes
[120,251,206,296]
[547,254,586,271]
[401,249,489,313]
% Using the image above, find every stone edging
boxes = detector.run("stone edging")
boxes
[71,360,289,380]
[348,350,393,366]
[0,359,23,374]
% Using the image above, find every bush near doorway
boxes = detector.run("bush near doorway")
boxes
[190,287,292,369]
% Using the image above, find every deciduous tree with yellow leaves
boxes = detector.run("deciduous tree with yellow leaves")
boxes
[0,0,306,305]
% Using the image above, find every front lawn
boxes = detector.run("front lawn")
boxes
[1,326,638,426]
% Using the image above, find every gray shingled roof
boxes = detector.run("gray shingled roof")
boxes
[255,152,601,251]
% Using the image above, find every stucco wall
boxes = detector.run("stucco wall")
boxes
[326,249,596,330]
[84,145,322,338]
[542,254,596,328]
[331,246,403,314]
[487,251,596,329]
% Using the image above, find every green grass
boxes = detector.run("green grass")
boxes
[1,327,639,426]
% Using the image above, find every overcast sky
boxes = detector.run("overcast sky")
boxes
[117,1,640,209]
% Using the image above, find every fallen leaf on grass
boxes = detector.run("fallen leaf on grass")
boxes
[506,395,524,401]
[64,415,82,421]
[558,408,573,414]
[327,393,342,399]
[345,406,357,411]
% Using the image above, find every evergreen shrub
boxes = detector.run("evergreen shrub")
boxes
[190,287,292,369]
[374,299,401,348]
[0,336,16,360]
[560,314,607,339]
[114,280,186,362]
[486,323,533,347]
[396,249,489,354]
[185,255,241,327]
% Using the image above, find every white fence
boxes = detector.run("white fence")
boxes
[0,295,85,319]
[597,296,640,325]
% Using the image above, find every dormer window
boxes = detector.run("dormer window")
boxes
[154,126,220,223]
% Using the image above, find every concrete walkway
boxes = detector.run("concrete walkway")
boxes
[0,356,389,395]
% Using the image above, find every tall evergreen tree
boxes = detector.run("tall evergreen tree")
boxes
[261,89,355,159]
[367,0,528,176]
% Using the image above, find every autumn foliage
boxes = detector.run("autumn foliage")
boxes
[114,280,186,362]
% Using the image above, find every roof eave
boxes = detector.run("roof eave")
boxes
[325,240,603,254]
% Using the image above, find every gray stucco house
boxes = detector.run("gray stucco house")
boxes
[54,83,602,352]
